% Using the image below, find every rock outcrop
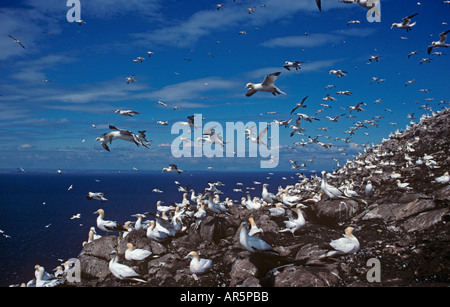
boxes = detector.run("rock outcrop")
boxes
[63,109,449,287]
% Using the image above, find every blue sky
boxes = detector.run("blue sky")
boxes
[0,0,449,172]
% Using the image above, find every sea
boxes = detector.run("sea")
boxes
[0,170,303,287]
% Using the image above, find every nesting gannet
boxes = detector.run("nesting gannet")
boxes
[88,226,101,243]
[34,265,62,287]
[239,222,273,252]
[86,192,108,202]
[396,180,410,189]
[125,243,152,261]
[248,217,264,236]
[115,109,140,117]
[269,203,286,217]
[94,209,126,233]
[245,72,287,97]
[427,30,450,54]
[194,203,207,228]
[278,204,306,236]
[262,183,278,204]
[204,192,228,214]
[391,13,419,31]
[162,164,183,174]
[146,220,170,242]
[108,251,146,283]
[283,61,302,71]
[435,172,450,184]
[325,227,360,257]
[8,35,25,49]
[321,171,343,199]
[185,251,213,275]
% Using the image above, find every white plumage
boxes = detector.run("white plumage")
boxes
[185,251,213,275]
[108,251,146,283]
[326,227,360,257]
[239,222,273,252]
[125,243,152,261]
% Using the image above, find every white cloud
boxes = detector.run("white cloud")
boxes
[261,28,376,48]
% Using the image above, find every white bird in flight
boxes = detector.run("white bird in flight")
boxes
[245,72,286,97]
[391,13,419,32]
[428,30,450,54]
[8,35,25,49]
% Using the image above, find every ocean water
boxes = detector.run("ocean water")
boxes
[0,170,301,287]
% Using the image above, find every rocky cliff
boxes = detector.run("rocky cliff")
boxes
[66,109,449,287]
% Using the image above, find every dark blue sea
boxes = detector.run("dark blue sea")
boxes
[0,170,302,287]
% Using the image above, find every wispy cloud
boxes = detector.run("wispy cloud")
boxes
[261,28,377,48]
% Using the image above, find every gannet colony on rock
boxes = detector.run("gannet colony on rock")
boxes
[18,107,447,288]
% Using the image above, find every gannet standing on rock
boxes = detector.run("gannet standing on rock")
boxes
[93,209,126,233]
[108,251,146,283]
[239,222,274,252]
[321,171,344,200]
[278,204,306,236]
[324,227,360,257]
[185,251,213,276]
[248,217,264,236]
[146,220,170,242]
[262,183,278,204]
[365,180,374,198]
[435,172,450,184]
[245,72,287,97]
[125,243,152,261]
[34,265,62,287]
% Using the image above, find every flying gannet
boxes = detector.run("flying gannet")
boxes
[391,13,419,32]
[115,109,140,117]
[162,164,183,174]
[8,35,25,49]
[427,30,450,54]
[86,192,108,202]
[245,72,286,97]
[96,125,142,152]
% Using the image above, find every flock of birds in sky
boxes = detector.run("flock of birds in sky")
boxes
[5,0,450,286]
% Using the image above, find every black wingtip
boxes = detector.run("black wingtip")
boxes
[316,0,322,11]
